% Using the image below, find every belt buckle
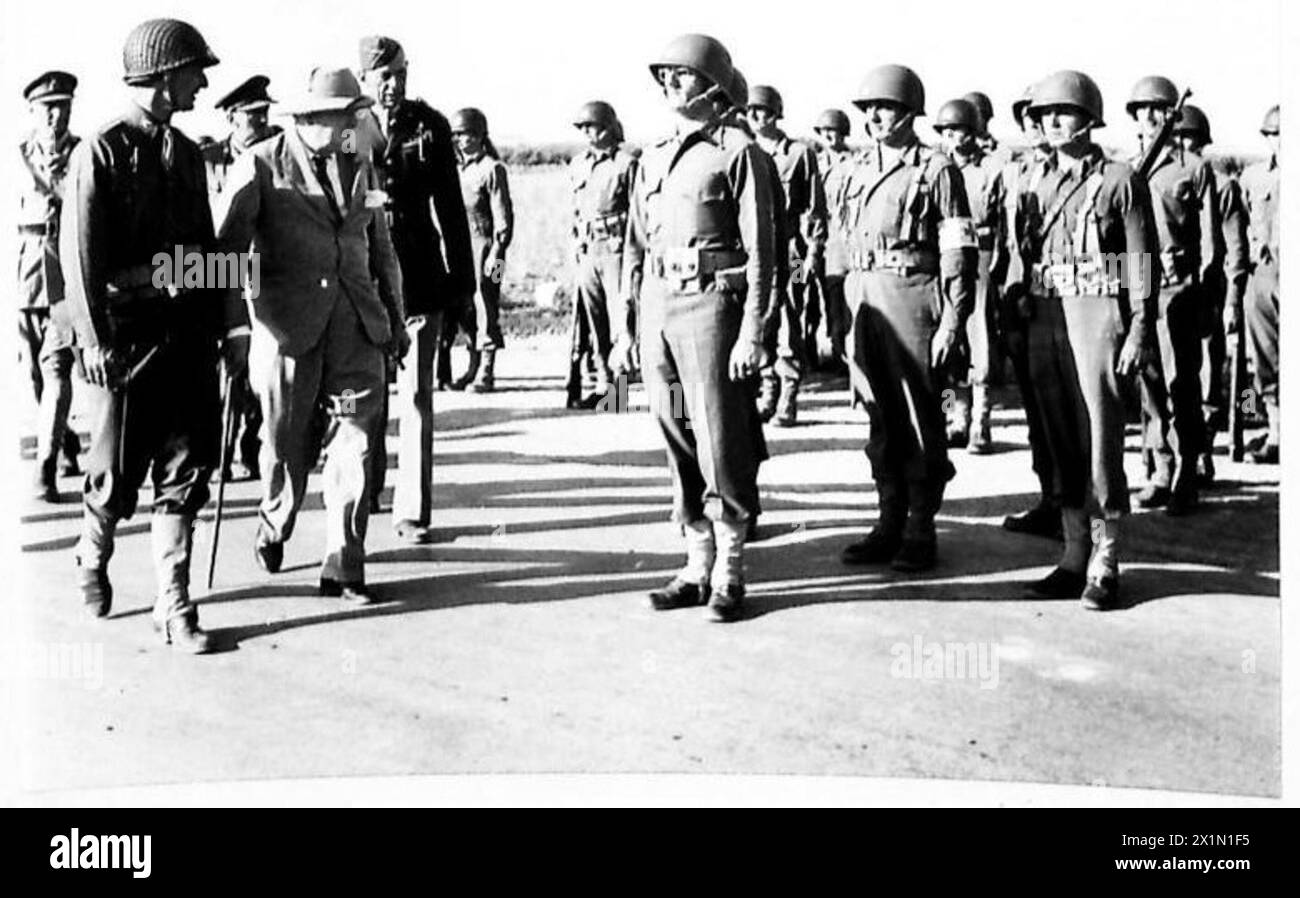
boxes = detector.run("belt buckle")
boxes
[663,247,699,280]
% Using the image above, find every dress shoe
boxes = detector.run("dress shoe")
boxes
[840,529,903,565]
[155,614,215,654]
[394,519,434,544]
[1027,567,1087,599]
[33,459,58,502]
[319,578,374,605]
[648,577,709,611]
[946,428,969,450]
[1249,443,1279,465]
[253,533,283,574]
[890,539,936,573]
[1080,576,1123,611]
[706,583,745,623]
[60,456,82,478]
[77,566,112,618]
[1002,502,1062,540]
[1136,483,1171,509]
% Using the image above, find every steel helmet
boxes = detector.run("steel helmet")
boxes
[122,18,219,84]
[962,91,994,127]
[1126,75,1179,116]
[933,98,982,132]
[649,33,733,91]
[814,108,850,134]
[450,107,488,135]
[1171,104,1211,143]
[573,100,618,130]
[727,68,749,110]
[747,84,784,117]
[1027,70,1105,127]
[853,64,925,116]
[1260,105,1280,135]
[1011,83,1035,125]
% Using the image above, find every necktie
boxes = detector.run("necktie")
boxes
[312,154,343,222]
[159,124,175,172]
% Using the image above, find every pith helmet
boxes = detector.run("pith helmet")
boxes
[853,64,925,116]
[934,98,982,131]
[122,18,219,84]
[1171,104,1211,143]
[1028,70,1105,127]
[648,33,733,91]
[1126,75,1179,116]
[747,84,784,117]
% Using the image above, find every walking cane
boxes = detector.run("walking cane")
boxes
[207,370,234,590]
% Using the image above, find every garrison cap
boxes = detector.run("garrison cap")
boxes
[24,70,78,103]
[359,35,407,72]
[215,75,274,112]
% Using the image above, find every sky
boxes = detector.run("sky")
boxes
[0,0,1286,156]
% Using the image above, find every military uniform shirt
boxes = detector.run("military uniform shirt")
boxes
[568,145,638,238]
[1142,145,1222,277]
[459,153,513,248]
[1241,154,1279,264]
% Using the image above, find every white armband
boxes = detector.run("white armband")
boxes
[938,217,978,251]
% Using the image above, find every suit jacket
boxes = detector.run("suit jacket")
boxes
[214,128,405,356]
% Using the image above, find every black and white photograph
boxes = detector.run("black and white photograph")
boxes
[0,0,1291,812]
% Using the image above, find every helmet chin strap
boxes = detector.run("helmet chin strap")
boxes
[872,111,915,146]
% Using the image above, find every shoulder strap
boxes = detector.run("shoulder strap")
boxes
[1071,167,1108,252]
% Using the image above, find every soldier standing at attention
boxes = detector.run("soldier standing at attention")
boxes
[203,75,281,483]
[18,70,83,501]
[1021,70,1159,609]
[357,35,475,543]
[812,108,855,372]
[1170,105,1248,483]
[1240,105,1280,465]
[617,34,776,622]
[444,108,512,393]
[933,97,1003,454]
[1127,76,1223,516]
[837,64,977,574]
[994,83,1062,541]
[566,100,637,409]
[746,84,827,427]
[61,19,247,652]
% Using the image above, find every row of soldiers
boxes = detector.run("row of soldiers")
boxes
[591,35,1281,621]
[16,20,1279,651]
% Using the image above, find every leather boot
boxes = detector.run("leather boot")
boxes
[757,372,780,422]
[564,355,584,409]
[842,480,907,564]
[61,430,82,477]
[892,479,944,573]
[76,511,117,617]
[453,348,481,391]
[774,376,799,427]
[151,515,214,653]
[968,384,993,454]
[470,348,496,393]
[1166,456,1200,517]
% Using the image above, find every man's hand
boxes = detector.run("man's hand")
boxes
[390,325,412,363]
[609,334,634,374]
[930,324,966,371]
[221,335,250,381]
[80,345,120,389]
[1116,328,1145,378]
[728,339,766,382]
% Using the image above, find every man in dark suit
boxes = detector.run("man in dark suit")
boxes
[215,66,408,603]
[356,35,474,543]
